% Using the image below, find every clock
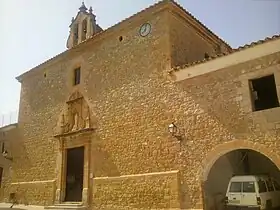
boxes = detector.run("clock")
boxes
[139,23,151,37]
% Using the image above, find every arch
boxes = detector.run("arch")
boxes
[201,140,280,181]
[81,19,87,41]
[73,24,79,45]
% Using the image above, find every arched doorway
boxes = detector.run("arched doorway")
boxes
[200,140,280,210]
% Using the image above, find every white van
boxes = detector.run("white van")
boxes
[225,175,280,210]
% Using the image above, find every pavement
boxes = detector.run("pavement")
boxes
[0,203,44,210]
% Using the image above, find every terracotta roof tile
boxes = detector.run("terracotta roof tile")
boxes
[171,34,280,72]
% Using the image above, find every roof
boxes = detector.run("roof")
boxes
[171,34,280,72]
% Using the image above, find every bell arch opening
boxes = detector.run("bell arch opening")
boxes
[202,148,280,210]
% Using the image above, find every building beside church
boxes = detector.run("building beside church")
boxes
[0,0,280,209]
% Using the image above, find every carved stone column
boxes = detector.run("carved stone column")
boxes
[55,138,65,204]
[82,140,91,205]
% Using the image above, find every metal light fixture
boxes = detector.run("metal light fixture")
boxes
[168,122,183,141]
[2,150,13,161]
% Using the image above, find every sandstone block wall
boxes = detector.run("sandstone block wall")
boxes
[175,52,280,208]
[5,2,280,209]
[92,171,180,210]
[7,180,56,206]
[0,125,18,201]
[7,8,172,206]
[168,13,216,67]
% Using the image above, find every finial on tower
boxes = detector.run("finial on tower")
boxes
[66,1,102,49]
[79,2,87,12]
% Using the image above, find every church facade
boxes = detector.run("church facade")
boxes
[1,0,280,209]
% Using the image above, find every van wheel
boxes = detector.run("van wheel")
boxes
[266,200,272,210]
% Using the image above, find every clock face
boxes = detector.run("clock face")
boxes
[139,23,151,37]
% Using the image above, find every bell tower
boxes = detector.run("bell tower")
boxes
[66,2,103,49]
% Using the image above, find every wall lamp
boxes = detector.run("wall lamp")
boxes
[2,150,13,161]
[168,122,184,141]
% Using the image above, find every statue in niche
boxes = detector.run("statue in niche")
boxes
[72,112,79,131]
[58,91,92,134]
[84,105,90,128]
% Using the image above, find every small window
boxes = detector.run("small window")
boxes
[73,24,79,45]
[249,74,279,111]
[273,180,280,191]
[266,179,275,191]
[258,180,267,193]
[73,67,81,86]
[82,19,87,41]
[229,182,242,192]
[243,182,255,193]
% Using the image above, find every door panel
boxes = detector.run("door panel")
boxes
[227,182,242,205]
[241,181,257,206]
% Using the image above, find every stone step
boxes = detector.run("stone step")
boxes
[44,203,87,210]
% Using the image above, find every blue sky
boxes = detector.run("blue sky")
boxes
[0,0,279,124]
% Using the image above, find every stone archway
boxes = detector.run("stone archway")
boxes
[201,140,280,182]
[200,140,280,210]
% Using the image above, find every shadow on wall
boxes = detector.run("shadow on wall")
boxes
[10,127,33,180]
[177,63,264,147]
[181,184,201,209]
[91,141,120,177]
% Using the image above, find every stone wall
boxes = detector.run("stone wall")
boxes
[7,180,56,206]
[168,12,217,67]
[175,51,280,208]
[5,1,280,209]
[92,171,180,210]
[0,125,18,201]
[7,7,173,206]
[7,3,226,207]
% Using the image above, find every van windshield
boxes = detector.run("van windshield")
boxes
[229,181,256,193]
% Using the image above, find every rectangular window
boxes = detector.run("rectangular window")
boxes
[258,180,267,193]
[229,182,242,192]
[73,67,81,86]
[273,180,280,191]
[243,181,255,193]
[266,179,274,192]
[249,74,279,111]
